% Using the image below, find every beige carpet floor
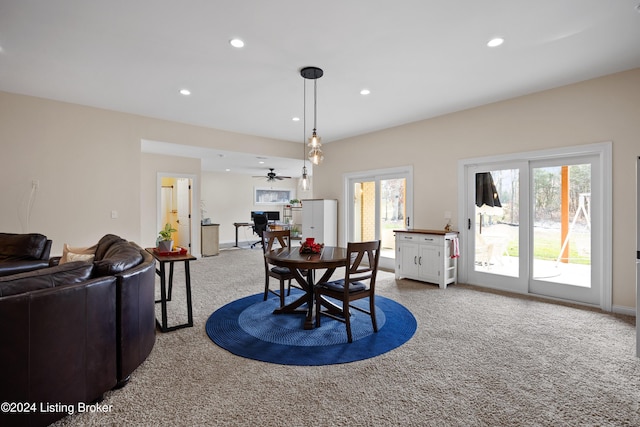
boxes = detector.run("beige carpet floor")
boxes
[54,248,639,427]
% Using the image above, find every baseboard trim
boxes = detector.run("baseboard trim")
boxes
[612,305,636,317]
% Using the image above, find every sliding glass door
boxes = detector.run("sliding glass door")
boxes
[529,155,600,304]
[461,144,610,309]
[467,163,529,293]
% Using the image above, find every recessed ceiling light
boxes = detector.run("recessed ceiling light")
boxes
[179,89,191,95]
[225,168,231,172]
[487,37,504,47]
[360,89,371,95]
[229,38,245,48]
[292,117,300,122]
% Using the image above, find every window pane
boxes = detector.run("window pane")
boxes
[532,164,591,287]
[475,169,519,277]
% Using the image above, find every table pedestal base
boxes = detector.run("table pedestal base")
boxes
[272,267,342,329]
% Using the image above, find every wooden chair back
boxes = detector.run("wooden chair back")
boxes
[262,229,291,254]
[344,240,381,293]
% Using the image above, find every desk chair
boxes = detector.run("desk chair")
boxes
[315,240,381,343]
[250,214,268,248]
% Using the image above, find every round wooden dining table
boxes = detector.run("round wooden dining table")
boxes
[264,246,348,329]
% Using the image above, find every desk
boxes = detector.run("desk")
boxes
[233,222,287,247]
[146,248,196,332]
[264,246,347,329]
[233,222,253,247]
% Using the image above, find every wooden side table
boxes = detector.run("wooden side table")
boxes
[146,248,196,332]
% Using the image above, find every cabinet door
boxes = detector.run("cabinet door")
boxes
[419,244,440,283]
[301,201,316,239]
[399,243,420,277]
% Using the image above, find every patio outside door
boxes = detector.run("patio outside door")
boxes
[466,164,528,293]
[346,167,413,270]
[529,156,600,305]
[461,144,610,309]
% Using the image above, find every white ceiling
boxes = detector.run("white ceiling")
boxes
[2,1,640,177]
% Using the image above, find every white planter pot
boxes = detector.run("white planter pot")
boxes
[158,240,174,252]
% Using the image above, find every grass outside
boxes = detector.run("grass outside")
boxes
[504,227,590,265]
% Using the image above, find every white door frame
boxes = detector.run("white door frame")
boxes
[343,166,413,271]
[156,172,200,257]
[457,142,612,311]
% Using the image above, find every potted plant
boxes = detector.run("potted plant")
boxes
[289,199,301,207]
[291,225,301,238]
[157,223,177,252]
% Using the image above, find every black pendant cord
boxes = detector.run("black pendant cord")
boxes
[313,79,317,134]
[303,77,307,168]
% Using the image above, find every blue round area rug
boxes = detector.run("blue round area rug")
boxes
[205,291,417,365]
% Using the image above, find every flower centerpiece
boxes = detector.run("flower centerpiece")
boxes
[299,237,323,254]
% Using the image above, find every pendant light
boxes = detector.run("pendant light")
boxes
[300,66,324,165]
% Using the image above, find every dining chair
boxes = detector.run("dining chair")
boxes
[261,229,300,307]
[250,214,269,249]
[314,240,381,343]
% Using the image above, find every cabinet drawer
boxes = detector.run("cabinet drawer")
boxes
[420,235,443,245]
[397,233,420,242]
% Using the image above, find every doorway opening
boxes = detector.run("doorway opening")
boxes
[345,166,413,270]
[157,174,195,252]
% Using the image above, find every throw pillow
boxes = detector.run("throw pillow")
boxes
[60,243,98,264]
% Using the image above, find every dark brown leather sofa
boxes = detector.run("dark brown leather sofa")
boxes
[0,233,52,277]
[0,234,156,427]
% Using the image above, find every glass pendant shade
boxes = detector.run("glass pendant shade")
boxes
[299,165,311,191]
[308,130,321,149]
[308,147,324,165]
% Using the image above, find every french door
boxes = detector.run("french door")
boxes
[461,144,611,309]
[345,167,413,270]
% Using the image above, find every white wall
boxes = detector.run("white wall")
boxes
[1,92,143,248]
[0,91,301,255]
[200,171,311,246]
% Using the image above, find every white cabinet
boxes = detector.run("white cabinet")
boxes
[395,230,458,289]
[301,199,337,246]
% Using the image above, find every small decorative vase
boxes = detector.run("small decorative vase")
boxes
[158,240,173,252]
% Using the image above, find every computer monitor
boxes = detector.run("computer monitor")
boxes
[251,211,280,222]
[266,211,280,221]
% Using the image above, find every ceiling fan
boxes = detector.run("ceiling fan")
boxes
[253,168,291,182]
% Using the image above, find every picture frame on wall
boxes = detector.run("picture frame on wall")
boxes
[254,188,293,205]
